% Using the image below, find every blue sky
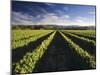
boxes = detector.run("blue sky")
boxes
[12,1,96,26]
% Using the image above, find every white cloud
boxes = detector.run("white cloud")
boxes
[63,7,69,11]
[36,6,49,14]
[11,11,35,25]
[88,11,95,15]
[55,10,64,15]
[38,13,70,25]
[76,16,86,20]
[60,14,69,19]
[45,3,55,6]
[74,16,86,23]
[72,16,95,26]
[40,8,48,14]
[12,12,33,21]
[75,19,84,23]
[11,11,95,26]
[12,11,70,26]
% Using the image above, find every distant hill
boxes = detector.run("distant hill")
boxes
[12,25,96,30]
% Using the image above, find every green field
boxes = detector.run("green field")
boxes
[12,29,96,74]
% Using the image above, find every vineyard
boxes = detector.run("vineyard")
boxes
[12,30,96,74]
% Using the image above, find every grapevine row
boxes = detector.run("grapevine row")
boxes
[12,30,53,42]
[63,30,96,39]
[62,31,96,46]
[13,31,56,74]
[59,31,96,68]
[12,30,53,49]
